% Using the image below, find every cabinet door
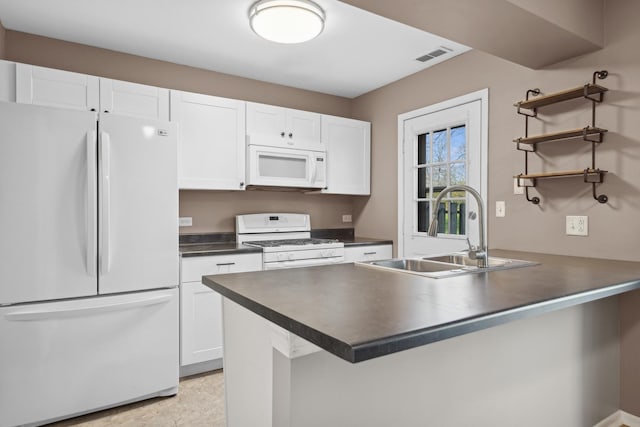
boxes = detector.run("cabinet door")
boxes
[286,108,322,150]
[16,63,99,111]
[246,101,287,147]
[344,244,392,263]
[172,90,246,190]
[247,102,322,151]
[180,253,262,367]
[322,115,371,195]
[0,60,16,102]
[181,281,223,365]
[100,79,169,121]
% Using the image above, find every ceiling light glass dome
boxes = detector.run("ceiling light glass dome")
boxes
[249,0,326,44]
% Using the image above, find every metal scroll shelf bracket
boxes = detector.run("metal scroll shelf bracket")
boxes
[584,168,608,204]
[513,70,609,205]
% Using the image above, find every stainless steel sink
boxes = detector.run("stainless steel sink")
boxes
[423,253,534,269]
[358,253,537,278]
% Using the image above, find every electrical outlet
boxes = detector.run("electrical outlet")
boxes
[179,217,193,227]
[566,216,588,236]
[342,214,352,223]
[514,178,524,195]
[496,201,506,217]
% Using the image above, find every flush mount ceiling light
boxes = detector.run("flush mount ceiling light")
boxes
[249,0,326,44]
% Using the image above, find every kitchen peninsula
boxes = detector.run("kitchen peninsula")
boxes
[203,250,640,427]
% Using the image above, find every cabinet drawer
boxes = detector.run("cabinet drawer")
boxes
[181,253,262,282]
[344,244,392,263]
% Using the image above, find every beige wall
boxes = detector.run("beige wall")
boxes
[352,0,639,262]
[351,0,640,414]
[180,191,355,233]
[4,30,355,233]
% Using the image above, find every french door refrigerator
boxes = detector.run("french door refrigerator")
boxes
[0,101,179,427]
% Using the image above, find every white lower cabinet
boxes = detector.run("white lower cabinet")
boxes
[343,244,392,263]
[180,252,262,375]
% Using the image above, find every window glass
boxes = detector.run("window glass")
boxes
[415,124,467,236]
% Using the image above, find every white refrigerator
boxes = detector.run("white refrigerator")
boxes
[0,102,179,427]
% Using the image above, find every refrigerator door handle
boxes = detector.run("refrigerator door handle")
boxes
[4,293,173,321]
[99,131,112,275]
[86,131,97,277]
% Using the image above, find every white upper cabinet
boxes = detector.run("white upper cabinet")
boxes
[246,102,322,151]
[322,115,371,195]
[16,63,99,111]
[99,78,169,121]
[16,63,169,120]
[171,90,246,190]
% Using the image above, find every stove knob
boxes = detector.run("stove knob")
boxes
[325,250,334,257]
[277,253,288,261]
[288,253,295,260]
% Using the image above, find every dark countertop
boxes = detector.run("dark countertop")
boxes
[341,237,393,247]
[180,242,263,257]
[203,249,640,363]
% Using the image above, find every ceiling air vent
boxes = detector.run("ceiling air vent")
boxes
[415,46,453,62]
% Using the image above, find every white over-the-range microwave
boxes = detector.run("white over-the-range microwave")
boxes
[246,144,327,189]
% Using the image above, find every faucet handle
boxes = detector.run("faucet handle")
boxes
[465,237,477,252]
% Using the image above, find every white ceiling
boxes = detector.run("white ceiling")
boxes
[0,0,470,98]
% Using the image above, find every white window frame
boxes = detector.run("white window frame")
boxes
[397,89,489,258]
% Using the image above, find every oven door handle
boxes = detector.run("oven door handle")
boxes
[264,257,344,270]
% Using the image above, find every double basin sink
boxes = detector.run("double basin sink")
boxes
[358,253,537,279]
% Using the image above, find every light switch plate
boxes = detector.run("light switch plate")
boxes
[496,201,506,217]
[566,216,588,236]
[179,217,193,227]
[514,178,524,195]
[342,214,353,223]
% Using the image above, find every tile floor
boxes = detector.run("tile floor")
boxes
[46,371,225,427]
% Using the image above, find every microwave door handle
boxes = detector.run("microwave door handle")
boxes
[310,155,317,185]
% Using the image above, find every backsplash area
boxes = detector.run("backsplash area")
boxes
[179,190,357,233]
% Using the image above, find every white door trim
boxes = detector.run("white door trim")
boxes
[397,89,489,258]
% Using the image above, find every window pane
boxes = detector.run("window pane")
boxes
[450,163,466,186]
[417,201,430,232]
[431,165,447,199]
[417,133,429,165]
[417,167,427,199]
[432,129,447,162]
[450,125,466,161]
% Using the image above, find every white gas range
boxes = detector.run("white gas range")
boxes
[236,213,345,270]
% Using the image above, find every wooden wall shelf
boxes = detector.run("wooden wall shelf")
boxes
[516,169,607,181]
[515,83,608,111]
[514,126,607,145]
[514,70,610,205]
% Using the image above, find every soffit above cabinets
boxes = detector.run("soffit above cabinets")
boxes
[0,0,469,98]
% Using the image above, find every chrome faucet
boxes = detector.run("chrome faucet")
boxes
[427,185,488,268]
